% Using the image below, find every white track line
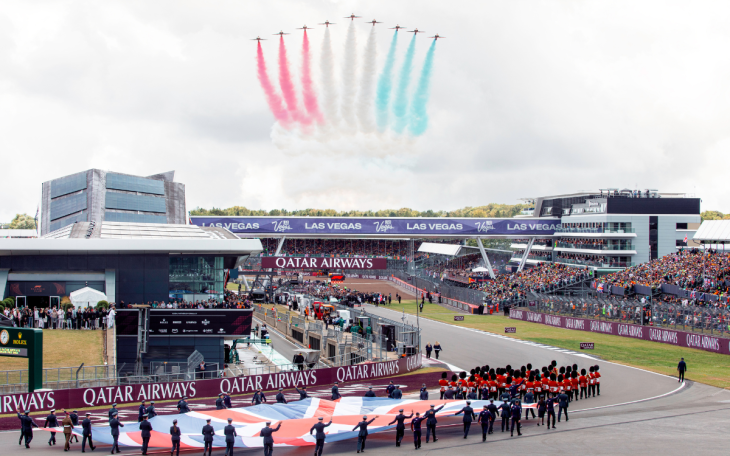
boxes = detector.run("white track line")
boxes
[572,381,686,412]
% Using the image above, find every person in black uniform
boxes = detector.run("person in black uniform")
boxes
[216,393,226,410]
[557,391,569,422]
[224,418,237,456]
[499,400,511,432]
[177,397,190,414]
[352,415,378,453]
[537,397,546,426]
[410,413,425,449]
[391,385,403,399]
[477,405,493,442]
[138,401,147,423]
[310,417,332,456]
[443,387,455,400]
[423,404,443,443]
[81,413,96,452]
[295,385,308,400]
[139,414,152,455]
[677,358,687,382]
[387,409,413,447]
[486,400,498,434]
[169,419,181,456]
[510,400,522,437]
[252,389,267,405]
[147,402,157,419]
[466,388,477,400]
[275,388,287,404]
[385,381,395,398]
[454,401,476,439]
[260,421,281,456]
[17,409,38,448]
[110,412,124,454]
[331,382,341,400]
[108,404,118,424]
[546,395,557,429]
[224,393,232,409]
[202,419,215,456]
[419,384,428,400]
[364,387,376,398]
[44,409,59,446]
[69,411,80,443]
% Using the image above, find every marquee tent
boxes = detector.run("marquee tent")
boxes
[69,287,107,309]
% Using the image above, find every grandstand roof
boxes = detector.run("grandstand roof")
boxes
[692,220,730,243]
[418,242,480,257]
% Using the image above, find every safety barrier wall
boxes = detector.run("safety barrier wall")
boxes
[508,309,730,356]
[0,354,423,414]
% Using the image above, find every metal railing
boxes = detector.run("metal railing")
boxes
[0,364,116,394]
[555,227,636,234]
[522,293,730,337]
[554,242,635,251]
[555,258,634,268]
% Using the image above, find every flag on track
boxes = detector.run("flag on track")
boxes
[39,398,536,448]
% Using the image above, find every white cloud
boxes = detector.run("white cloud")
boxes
[1,0,729,222]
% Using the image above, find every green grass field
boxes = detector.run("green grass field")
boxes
[0,330,103,371]
[392,300,730,389]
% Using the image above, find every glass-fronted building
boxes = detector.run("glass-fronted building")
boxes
[40,169,186,236]
[0,224,261,307]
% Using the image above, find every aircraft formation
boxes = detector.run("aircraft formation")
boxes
[255,15,444,41]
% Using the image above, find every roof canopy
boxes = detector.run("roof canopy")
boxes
[692,220,730,242]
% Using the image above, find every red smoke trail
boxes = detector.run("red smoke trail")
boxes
[301,30,323,123]
[278,36,306,124]
[256,42,290,127]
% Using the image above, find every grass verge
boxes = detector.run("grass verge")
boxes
[0,330,103,371]
[390,300,730,389]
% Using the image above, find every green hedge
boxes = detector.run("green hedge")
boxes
[96,300,109,310]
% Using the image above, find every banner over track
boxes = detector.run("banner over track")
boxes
[191,216,562,238]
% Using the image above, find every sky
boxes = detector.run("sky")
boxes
[2,0,730,222]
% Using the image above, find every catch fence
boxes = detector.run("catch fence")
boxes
[521,293,730,337]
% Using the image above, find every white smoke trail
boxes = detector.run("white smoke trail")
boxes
[340,21,358,133]
[357,27,377,134]
[320,27,338,128]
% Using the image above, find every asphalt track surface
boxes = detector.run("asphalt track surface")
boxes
[5,301,728,455]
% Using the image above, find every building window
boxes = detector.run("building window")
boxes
[676,223,688,230]
[650,216,658,260]
[676,239,687,247]
[169,256,224,302]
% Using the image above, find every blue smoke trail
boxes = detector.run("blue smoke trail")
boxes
[408,40,436,136]
[392,35,416,134]
[375,31,399,132]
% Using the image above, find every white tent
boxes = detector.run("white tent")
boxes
[70,287,107,309]
[472,267,489,272]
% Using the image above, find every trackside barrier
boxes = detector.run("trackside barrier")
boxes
[387,276,479,314]
[508,309,730,356]
[0,354,424,414]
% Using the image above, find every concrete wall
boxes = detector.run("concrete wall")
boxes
[658,215,702,257]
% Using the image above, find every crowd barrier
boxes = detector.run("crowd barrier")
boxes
[508,309,730,356]
[0,354,423,414]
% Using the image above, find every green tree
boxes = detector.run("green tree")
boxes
[9,213,36,229]
[701,210,730,221]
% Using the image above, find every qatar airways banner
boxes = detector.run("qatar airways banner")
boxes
[509,309,730,356]
[191,216,561,236]
[0,355,422,414]
[262,257,387,269]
